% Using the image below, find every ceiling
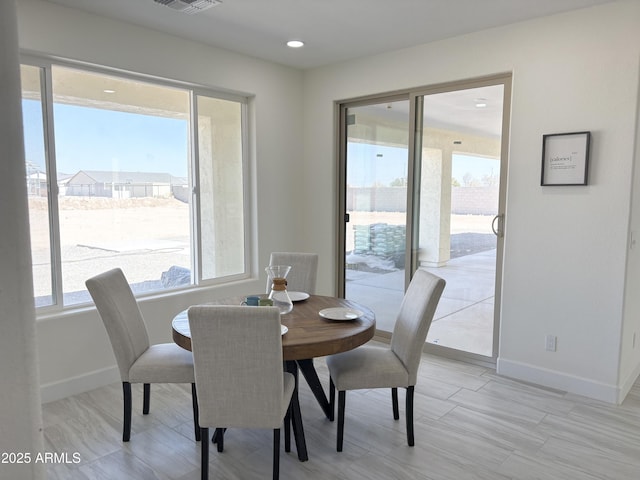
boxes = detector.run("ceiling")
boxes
[355,84,505,139]
[44,0,616,70]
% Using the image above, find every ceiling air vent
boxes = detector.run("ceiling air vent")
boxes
[153,0,222,15]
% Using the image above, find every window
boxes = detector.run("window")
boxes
[22,65,54,307]
[21,60,248,309]
[196,96,246,280]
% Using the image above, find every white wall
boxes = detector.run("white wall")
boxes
[16,0,306,401]
[1,1,45,478]
[301,1,640,402]
[621,61,640,395]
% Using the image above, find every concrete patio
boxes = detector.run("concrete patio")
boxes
[346,248,496,357]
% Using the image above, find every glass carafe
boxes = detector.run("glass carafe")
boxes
[265,265,293,314]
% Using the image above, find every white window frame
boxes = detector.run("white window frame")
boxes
[21,54,252,313]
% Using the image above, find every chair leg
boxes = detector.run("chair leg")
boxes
[273,428,280,480]
[392,387,399,420]
[201,427,209,480]
[192,383,201,441]
[406,386,415,446]
[216,428,224,452]
[284,405,291,452]
[143,383,150,414]
[329,377,335,422]
[212,428,226,448]
[337,390,346,452]
[122,382,132,442]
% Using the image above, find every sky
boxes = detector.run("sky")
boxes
[453,154,500,183]
[23,98,497,184]
[22,99,189,178]
[346,143,499,187]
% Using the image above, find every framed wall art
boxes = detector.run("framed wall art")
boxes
[541,131,591,186]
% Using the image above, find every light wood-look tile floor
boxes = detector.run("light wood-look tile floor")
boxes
[41,350,640,479]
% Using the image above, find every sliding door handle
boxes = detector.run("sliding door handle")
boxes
[492,214,504,238]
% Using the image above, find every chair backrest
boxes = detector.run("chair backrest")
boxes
[188,305,285,429]
[391,269,446,385]
[267,252,318,294]
[85,268,150,382]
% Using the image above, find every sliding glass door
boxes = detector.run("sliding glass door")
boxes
[341,98,411,332]
[414,81,508,359]
[338,75,510,363]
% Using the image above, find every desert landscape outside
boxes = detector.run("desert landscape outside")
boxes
[28,195,190,306]
[28,193,493,307]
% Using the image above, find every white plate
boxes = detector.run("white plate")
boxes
[319,307,363,321]
[281,324,288,335]
[288,291,310,302]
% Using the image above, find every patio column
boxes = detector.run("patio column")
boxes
[418,145,452,267]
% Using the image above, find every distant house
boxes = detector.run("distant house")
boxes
[26,170,47,197]
[25,161,47,197]
[63,170,188,199]
[56,172,74,196]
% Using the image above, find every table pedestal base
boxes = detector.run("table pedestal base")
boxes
[284,360,308,461]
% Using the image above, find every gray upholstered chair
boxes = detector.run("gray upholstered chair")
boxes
[326,268,445,451]
[266,252,318,294]
[267,252,323,433]
[85,268,200,442]
[188,305,295,480]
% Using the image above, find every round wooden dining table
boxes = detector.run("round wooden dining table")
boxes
[171,294,376,462]
[172,294,376,360]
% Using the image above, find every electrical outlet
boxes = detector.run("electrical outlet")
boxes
[545,335,557,352]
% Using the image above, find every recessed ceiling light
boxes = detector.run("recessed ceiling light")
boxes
[103,89,116,94]
[475,97,487,108]
[287,40,304,48]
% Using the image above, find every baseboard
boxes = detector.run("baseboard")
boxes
[497,357,620,404]
[618,361,640,403]
[374,330,391,343]
[40,366,119,404]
